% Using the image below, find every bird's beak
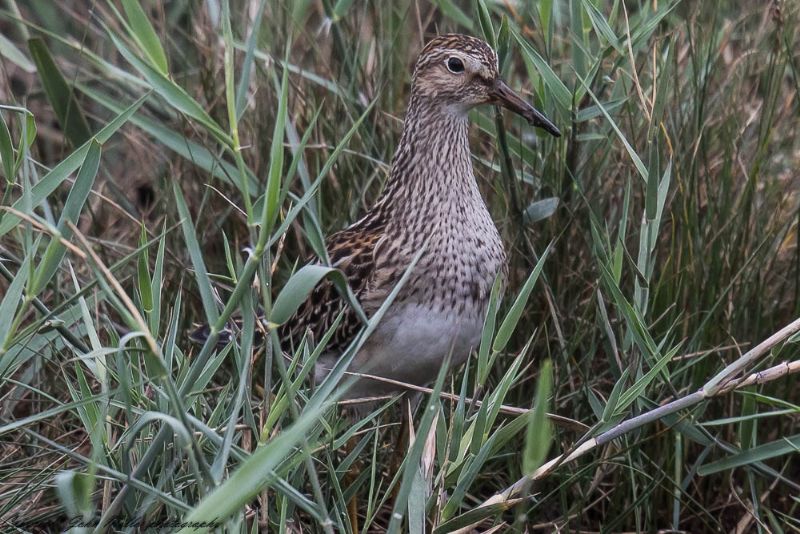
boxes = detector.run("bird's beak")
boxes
[489,79,561,137]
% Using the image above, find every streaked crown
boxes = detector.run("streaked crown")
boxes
[411,34,500,106]
[414,34,499,77]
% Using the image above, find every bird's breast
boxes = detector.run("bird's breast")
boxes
[397,191,507,313]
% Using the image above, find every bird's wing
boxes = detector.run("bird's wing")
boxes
[189,216,394,353]
[278,220,387,354]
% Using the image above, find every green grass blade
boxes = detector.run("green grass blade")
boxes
[0,249,32,358]
[493,242,552,353]
[260,62,289,234]
[121,0,169,74]
[31,141,101,295]
[137,224,153,315]
[0,109,14,181]
[698,434,800,476]
[601,367,630,422]
[570,0,588,80]
[446,426,505,520]
[433,501,521,534]
[234,0,267,117]
[523,360,553,475]
[476,0,496,50]
[539,0,554,51]
[172,180,219,325]
[0,32,35,72]
[28,37,91,146]
[149,226,167,335]
[580,0,623,52]
[477,275,502,386]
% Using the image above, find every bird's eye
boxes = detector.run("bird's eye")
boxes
[446,57,465,73]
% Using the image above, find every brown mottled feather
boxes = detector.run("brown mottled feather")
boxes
[278,217,387,354]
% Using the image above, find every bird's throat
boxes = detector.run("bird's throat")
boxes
[379,95,477,222]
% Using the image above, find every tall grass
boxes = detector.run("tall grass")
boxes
[0,0,798,531]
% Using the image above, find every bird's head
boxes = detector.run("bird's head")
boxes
[411,34,560,137]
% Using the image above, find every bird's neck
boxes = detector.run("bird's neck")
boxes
[377,93,477,221]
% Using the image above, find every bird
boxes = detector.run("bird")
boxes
[191,34,560,400]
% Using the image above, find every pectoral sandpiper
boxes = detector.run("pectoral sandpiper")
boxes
[192,34,560,399]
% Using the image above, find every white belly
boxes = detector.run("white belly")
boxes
[316,301,486,398]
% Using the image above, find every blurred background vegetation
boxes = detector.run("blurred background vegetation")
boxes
[0,0,798,531]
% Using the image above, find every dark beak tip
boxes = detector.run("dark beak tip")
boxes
[491,80,561,137]
[527,115,561,137]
